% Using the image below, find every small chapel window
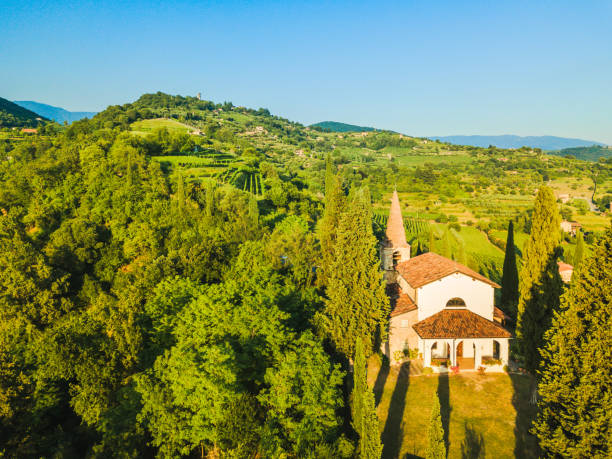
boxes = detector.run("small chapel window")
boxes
[446,297,466,307]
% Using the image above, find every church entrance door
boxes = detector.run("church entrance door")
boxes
[456,341,463,357]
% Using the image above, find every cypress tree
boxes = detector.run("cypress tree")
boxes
[428,230,435,253]
[352,340,383,459]
[321,187,390,357]
[318,165,345,287]
[500,221,519,319]
[516,186,563,374]
[533,227,612,457]
[176,170,185,215]
[573,229,584,269]
[457,242,467,266]
[441,229,452,259]
[426,396,446,459]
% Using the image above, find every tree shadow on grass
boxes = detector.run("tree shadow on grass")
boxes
[373,359,390,407]
[509,373,541,458]
[437,372,451,453]
[381,362,410,459]
[460,422,485,459]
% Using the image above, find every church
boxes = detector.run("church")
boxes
[381,191,511,371]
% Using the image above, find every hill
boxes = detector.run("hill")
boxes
[311,120,376,132]
[13,100,97,124]
[548,145,612,162]
[1,91,610,457]
[430,134,604,150]
[0,96,46,127]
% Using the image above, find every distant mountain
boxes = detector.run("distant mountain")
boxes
[0,96,46,127]
[430,135,604,151]
[549,145,612,162]
[311,121,376,132]
[14,101,97,124]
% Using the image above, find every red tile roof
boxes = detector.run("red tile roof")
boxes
[413,309,512,339]
[386,283,417,317]
[493,306,510,321]
[384,190,409,248]
[557,261,573,272]
[396,252,501,289]
[391,293,417,317]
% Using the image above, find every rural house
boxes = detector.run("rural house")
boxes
[381,191,511,370]
[560,220,582,236]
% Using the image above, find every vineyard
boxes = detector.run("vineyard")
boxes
[216,167,264,196]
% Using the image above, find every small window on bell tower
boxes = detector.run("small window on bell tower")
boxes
[393,251,401,266]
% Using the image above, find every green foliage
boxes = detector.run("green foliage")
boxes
[137,242,345,457]
[320,186,390,357]
[0,96,45,127]
[426,396,446,459]
[311,121,376,132]
[500,221,519,319]
[552,144,612,162]
[516,186,563,373]
[573,230,585,268]
[318,157,346,286]
[534,227,612,457]
[352,340,383,459]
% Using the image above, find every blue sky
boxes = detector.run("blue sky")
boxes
[2,1,611,143]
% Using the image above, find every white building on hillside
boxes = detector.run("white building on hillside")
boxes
[382,191,511,370]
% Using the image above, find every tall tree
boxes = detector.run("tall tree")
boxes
[441,229,452,259]
[500,221,519,319]
[352,340,382,459]
[318,161,345,286]
[320,187,390,357]
[426,396,446,459]
[533,227,612,457]
[573,229,585,269]
[428,230,435,253]
[516,186,563,374]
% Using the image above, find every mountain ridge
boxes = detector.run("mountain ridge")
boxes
[430,134,605,151]
[0,96,46,127]
[310,121,377,132]
[13,100,97,124]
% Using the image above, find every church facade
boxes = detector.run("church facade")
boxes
[381,191,511,370]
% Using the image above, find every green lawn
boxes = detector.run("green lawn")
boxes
[131,118,193,135]
[369,360,539,458]
[393,153,474,167]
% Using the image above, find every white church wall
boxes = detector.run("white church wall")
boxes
[388,309,419,358]
[397,275,416,301]
[416,273,495,321]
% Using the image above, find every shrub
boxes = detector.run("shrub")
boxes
[451,366,460,374]
[503,364,510,373]
[477,366,486,375]
[393,350,404,364]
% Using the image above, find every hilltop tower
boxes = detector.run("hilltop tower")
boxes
[381,190,410,271]
[197,92,201,100]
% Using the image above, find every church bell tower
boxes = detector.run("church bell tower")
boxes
[381,190,411,271]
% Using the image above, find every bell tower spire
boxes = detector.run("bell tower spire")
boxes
[381,190,411,270]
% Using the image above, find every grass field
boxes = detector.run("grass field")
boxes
[131,118,193,136]
[368,359,539,459]
[393,153,474,167]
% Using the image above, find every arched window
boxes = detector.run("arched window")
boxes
[392,251,401,266]
[446,297,466,307]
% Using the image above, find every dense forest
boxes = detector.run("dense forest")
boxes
[1,93,610,457]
